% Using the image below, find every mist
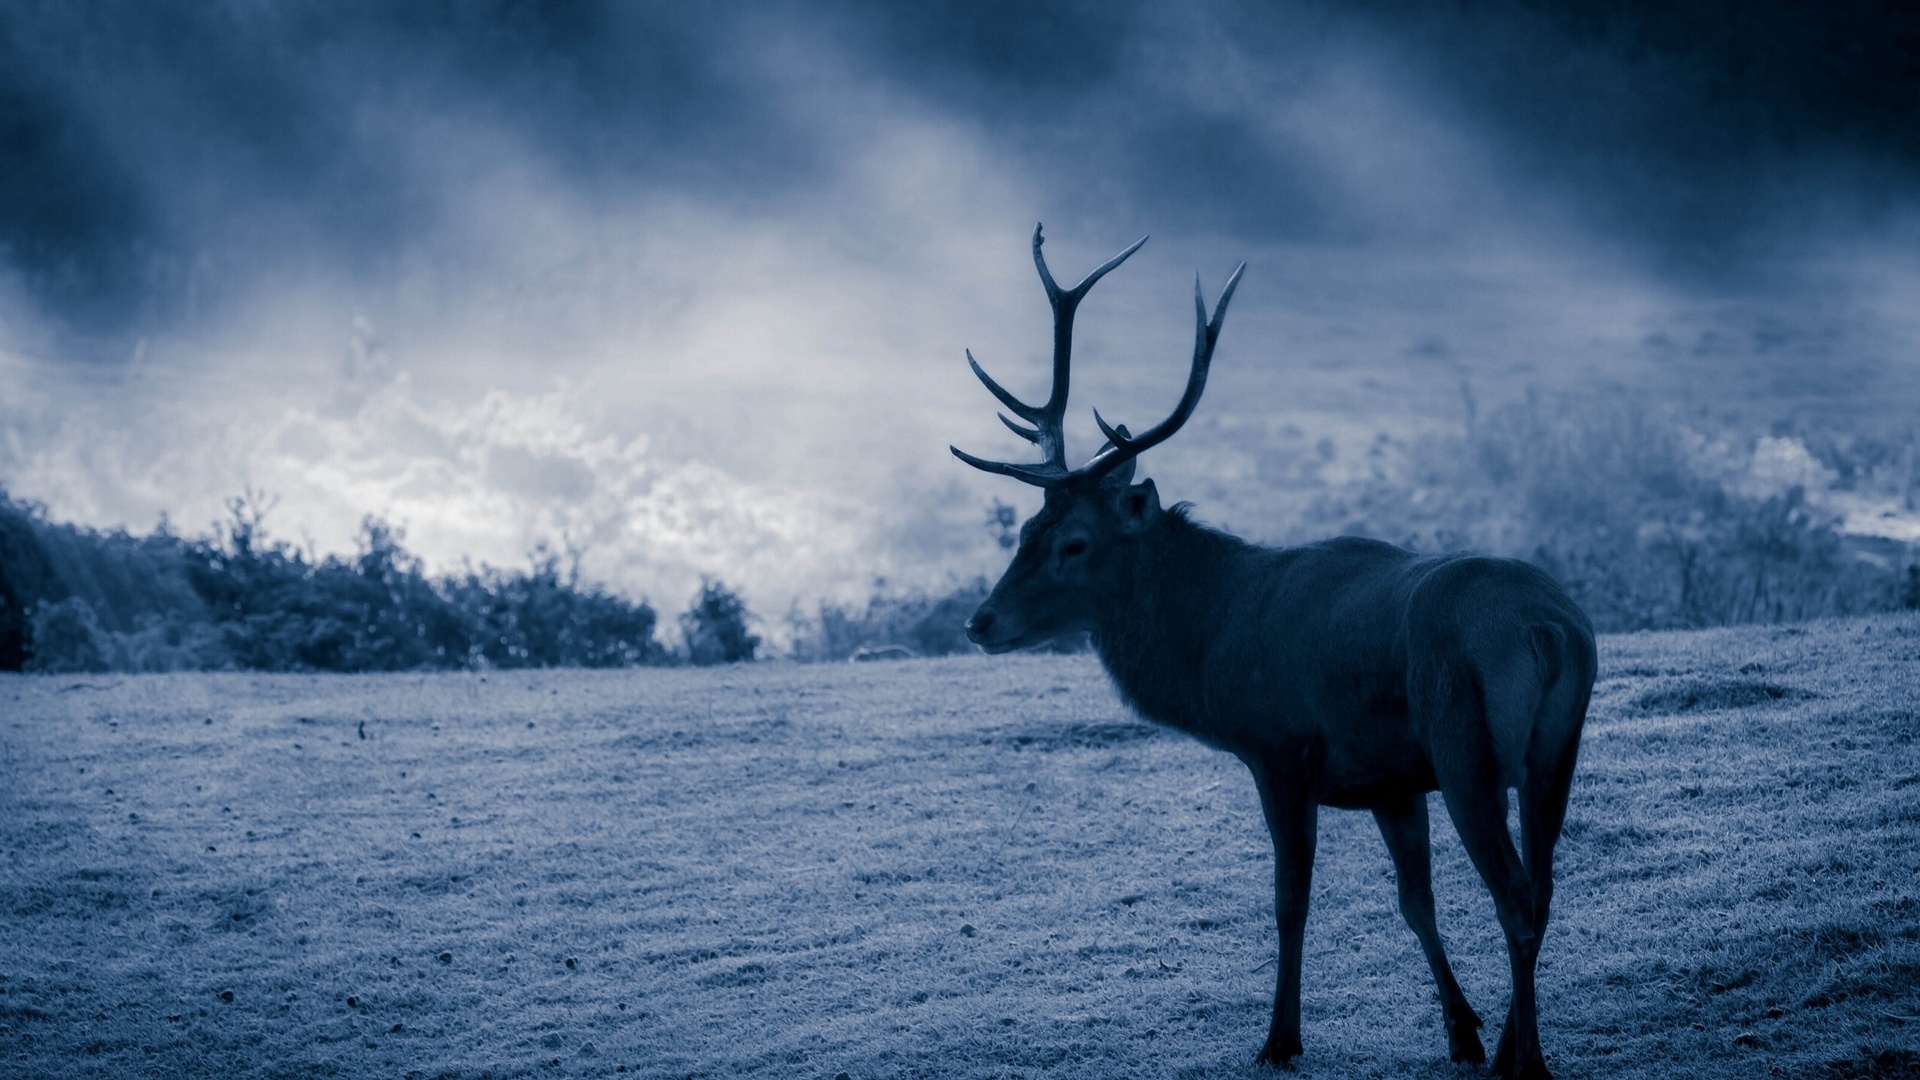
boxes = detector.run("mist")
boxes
[5,0,1918,626]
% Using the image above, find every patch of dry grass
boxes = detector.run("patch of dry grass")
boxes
[2,615,1917,1078]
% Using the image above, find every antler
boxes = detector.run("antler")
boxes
[950,224,1147,487]
[1077,262,1244,484]
[952,225,1244,489]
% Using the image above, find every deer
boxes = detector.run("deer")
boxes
[952,225,1596,1080]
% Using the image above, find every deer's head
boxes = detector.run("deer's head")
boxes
[953,225,1242,653]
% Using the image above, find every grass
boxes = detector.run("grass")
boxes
[2,615,1918,1079]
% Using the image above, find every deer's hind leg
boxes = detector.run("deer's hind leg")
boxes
[1437,776,1547,1079]
[1485,715,1583,1073]
[1519,648,1590,939]
[1419,661,1552,1079]
[1488,630,1590,1073]
[1373,794,1485,1064]
[1519,731,1580,939]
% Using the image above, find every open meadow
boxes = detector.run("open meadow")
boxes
[3,616,1918,1079]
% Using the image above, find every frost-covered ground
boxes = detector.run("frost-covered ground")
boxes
[2,617,1917,1079]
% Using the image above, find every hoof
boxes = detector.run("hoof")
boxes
[1254,1033,1304,1069]
[1490,1047,1552,1080]
[1449,1025,1486,1065]
[1447,1008,1485,1065]
[1491,1024,1515,1077]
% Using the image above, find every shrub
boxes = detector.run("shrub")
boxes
[680,579,759,665]
[0,496,52,669]
[23,597,112,674]
[445,547,663,669]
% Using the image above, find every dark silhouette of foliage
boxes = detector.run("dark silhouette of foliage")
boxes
[24,597,111,674]
[680,578,759,665]
[0,493,60,669]
[443,545,663,669]
[0,488,662,672]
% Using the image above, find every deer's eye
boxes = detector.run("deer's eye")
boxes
[1061,539,1089,558]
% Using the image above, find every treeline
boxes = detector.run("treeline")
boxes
[0,492,757,674]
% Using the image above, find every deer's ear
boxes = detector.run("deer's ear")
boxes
[1116,479,1160,535]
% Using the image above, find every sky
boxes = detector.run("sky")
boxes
[3,0,1918,625]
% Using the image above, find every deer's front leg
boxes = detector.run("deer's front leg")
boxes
[1248,756,1319,1067]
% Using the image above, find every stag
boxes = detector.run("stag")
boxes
[953,225,1596,1080]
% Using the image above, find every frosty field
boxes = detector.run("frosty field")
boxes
[3,617,1918,1079]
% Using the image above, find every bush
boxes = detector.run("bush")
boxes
[680,579,759,665]
[445,547,664,669]
[0,499,48,669]
[0,488,664,672]
[24,597,112,674]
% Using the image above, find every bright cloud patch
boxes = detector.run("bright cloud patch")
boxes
[251,377,897,627]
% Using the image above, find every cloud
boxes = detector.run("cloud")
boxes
[7,0,1918,341]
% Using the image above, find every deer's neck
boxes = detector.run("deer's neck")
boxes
[1091,511,1246,738]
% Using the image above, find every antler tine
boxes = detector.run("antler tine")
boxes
[1077,261,1245,483]
[1034,223,1151,305]
[1032,224,1148,462]
[998,413,1041,442]
[967,349,1043,422]
[949,446,1071,487]
[953,224,1150,488]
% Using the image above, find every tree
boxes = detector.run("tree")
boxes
[680,579,758,665]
